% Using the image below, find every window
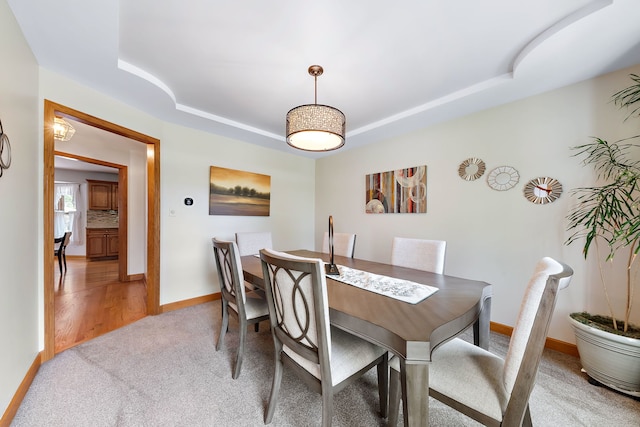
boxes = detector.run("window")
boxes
[54,183,84,244]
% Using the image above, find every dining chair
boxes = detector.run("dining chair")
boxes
[236,231,273,256]
[322,232,357,258]
[235,231,272,331]
[259,248,388,426]
[212,238,270,379]
[390,236,493,349]
[387,257,573,426]
[390,237,446,274]
[54,231,72,274]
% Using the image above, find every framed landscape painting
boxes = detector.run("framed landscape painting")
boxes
[365,165,427,214]
[209,166,271,216]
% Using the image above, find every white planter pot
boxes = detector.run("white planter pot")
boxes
[569,315,640,397]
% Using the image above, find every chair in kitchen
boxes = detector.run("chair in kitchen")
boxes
[54,231,72,274]
[390,237,446,274]
[212,238,270,379]
[322,232,356,258]
[387,257,573,426]
[259,248,388,426]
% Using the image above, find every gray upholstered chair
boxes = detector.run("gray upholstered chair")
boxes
[391,236,492,349]
[236,231,273,256]
[259,248,388,426]
[212,238,270,379]
[387,257,573,426]
[235,231,272,331]
[390,237,446,274]
[322,232,356,258]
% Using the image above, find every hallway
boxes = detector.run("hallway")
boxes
[54,257,147,353]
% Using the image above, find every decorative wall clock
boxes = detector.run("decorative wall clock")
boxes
[487,166,519,191]
[0,119,12,178]
[458,157,486,181]
[523,176,563,204]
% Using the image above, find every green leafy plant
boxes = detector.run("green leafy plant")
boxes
[565,74,640,335]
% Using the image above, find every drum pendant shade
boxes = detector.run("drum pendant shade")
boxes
[286,65,345,152]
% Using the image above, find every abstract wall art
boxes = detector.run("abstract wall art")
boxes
[365,165,427,214]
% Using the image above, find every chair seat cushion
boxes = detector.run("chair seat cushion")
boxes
[285,325,386,386]
[229,291,269,320]
[390,338,507,422]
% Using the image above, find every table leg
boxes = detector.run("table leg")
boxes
[474,296,491,350]
[401,360,429,427]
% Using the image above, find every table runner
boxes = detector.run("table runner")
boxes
[329,265,438,304]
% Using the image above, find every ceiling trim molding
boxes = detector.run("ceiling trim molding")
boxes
[512,0,613,75]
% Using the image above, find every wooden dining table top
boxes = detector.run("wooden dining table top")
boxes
[241,250,493,362]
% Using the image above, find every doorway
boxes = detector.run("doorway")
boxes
[55,152,128,282]
[43,100,160,361]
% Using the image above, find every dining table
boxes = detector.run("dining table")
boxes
[241,250,492,427]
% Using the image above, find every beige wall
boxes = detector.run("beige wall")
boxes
[0,0,40,415]
[315,64,640,343]
[157,122,316,303]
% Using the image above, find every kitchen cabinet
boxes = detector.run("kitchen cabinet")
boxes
[87,180,118,210]
[86,228,119,259]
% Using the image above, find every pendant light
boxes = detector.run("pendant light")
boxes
[53,117,76,142]
[286,65,345,151]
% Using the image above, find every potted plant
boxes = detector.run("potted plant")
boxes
[565,73,640,397]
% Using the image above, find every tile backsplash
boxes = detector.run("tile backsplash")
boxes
[87,210,118,228]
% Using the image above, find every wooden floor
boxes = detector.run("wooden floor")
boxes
[54,257,147,353]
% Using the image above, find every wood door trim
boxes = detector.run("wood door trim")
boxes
[44,100,161,361]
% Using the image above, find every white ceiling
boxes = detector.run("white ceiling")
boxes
[9,0,640,158]
[54,155,118,174]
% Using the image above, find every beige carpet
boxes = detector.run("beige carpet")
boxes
[11,301,640,426]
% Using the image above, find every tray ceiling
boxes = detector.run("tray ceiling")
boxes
[8,0,640,158]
